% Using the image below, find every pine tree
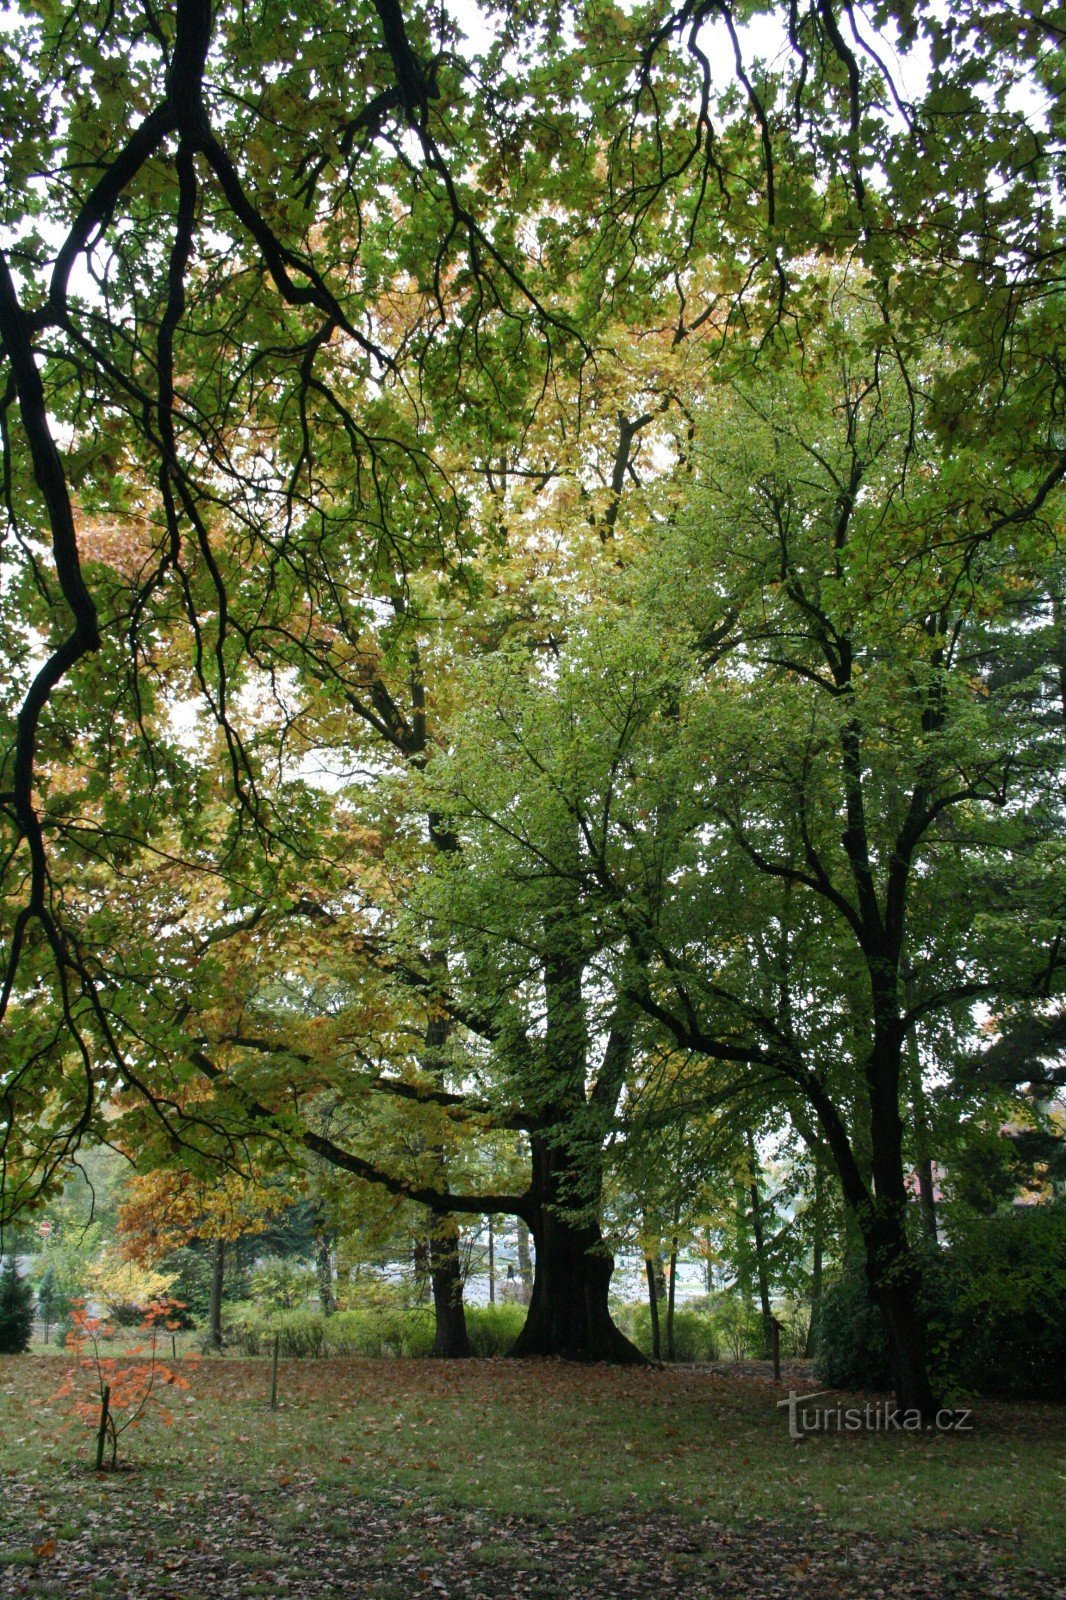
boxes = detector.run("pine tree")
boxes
[0,1257,34,1354]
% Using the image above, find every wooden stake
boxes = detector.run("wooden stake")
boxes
[270,1332,280,1411]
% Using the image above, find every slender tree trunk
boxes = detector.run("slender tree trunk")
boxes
[315,1233,336,1316]
[903,964,939,1243]
[645,1257,661,1361]
[804,1147,824,1358]
[746,1134,773,1358]
[207,1238,225,1350]
[488,1215,495,1306]
[653,1254,667,1307]
[429,1219,471,1358]
[666,1237,678,1362]
[516,1220,533,1301]
[419,979,471,1357]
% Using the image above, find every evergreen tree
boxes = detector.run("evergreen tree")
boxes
[0,1257,34,1354]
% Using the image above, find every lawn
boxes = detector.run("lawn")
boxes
[0,1352,1063,1598]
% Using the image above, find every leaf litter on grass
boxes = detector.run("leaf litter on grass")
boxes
[1,1355,1064,1598]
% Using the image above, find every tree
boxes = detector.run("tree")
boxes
[406,285,1063,1405]
[1,0,1061,1385]
[118,1167,282,1346]
[619,304,1064,1413]
[0,1256,34,1353]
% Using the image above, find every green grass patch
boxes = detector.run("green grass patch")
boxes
[0,1352,1062,1573]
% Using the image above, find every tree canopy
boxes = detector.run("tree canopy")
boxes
[1,0,1063,1405]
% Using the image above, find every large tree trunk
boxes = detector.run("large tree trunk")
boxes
[508,1135,643,1364]
[866,1024,939,1418]
[429,1220,472,1358]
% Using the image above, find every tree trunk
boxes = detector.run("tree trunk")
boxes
[516,1220,533,1301]
[864,1022,939,1418]
[508,1135,643,1364]
[665,1237,678,1362]
[644,1257,661,1361]
[804,1048,939,1419]
[316,1233,336,1316]
[430,1220,471,1358]
[746,1134,773,1358]
[804,1147,824,1358]
[207,1237,225,1350]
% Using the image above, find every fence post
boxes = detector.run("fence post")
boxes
[270,1333,280,1411]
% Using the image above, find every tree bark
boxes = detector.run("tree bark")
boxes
[804,1146,824,1358]
[746,1134,774,1359]
[207,1237,224,1349]
[665,1236,678,1362]
[863,1020,939,1417]
[516,1219,533,1301]
[645,1256,661,1361]
[507,1133,643,1363]
[429,1220,471,1358]
[315,1233,336,1316]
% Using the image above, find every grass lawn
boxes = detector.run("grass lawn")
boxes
[0,1352,1063,1597]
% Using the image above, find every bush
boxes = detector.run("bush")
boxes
[612,1299,723,1361]
[225,1306,327,1358]
[815,1208,1066,1400]
[814,1266,891,1390]
[0,1258,35,1353]
[324,1307,436,1358]
[221,1301,527,1359]
[939,1208,1066,1400]
[249,1255,313,1312]
[465,1304,526,1356]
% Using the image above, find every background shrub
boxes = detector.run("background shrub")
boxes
[249,1255,313,1312]
[814,1207,1066,1400]
[613,1297,728,1361]
[465,1304,526,1356]
[220,1301,526,1358]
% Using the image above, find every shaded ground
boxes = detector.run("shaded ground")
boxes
[2,1477,1062,1600]
[2,1356,1063,1598]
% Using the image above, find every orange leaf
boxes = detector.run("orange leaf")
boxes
[33,1539,56,1560]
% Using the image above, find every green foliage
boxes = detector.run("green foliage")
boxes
[0,1257,34,1354]
[613,1293,781,1362]
[463,1305,526,1357]
[222,1301,526,1359]
[248,1255,313,1312]
[614,1301,721,1363]
[225,1307,330,1359]
[814,1265,892,1391]
[936,1209,1066,1401]
[816,1209,1066,1400]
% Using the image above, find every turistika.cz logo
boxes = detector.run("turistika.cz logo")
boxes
[777,1390,973,1440]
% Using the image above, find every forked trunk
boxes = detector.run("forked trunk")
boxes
[508,1135,643,1364]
